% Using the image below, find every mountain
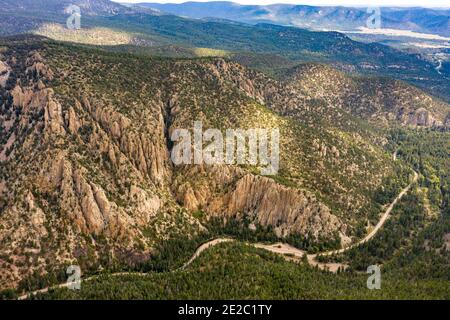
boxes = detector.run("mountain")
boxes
[0,1,449,299]
[0,35,448,291]
[0,0,128,16]
[0,0,128,37]
[93,13,450,102]
[138,2,450,37]
[1,0,449,102]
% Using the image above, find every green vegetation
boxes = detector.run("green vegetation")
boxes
[388,128,449,210]
[87,15,450,103]
[318,127,449,285]
[0,34,448,300]
[3,1,450,101]
[31,242,449,300]
[132,217,340,274]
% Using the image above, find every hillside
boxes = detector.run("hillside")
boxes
[0,35,449,292]
[26,242,450,300]
[1,0,449,102]
[19,130,450,299]
[0,0,128,16]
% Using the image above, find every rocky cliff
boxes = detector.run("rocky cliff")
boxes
[0,37,448,290]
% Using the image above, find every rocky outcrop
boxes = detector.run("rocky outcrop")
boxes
[403,107,443,127]
[0,47,171,289]
[65,105,81,133]
[213,174,345,239]
[25,192,48,237]
[174,165,346,242]
[4,43,445,291]
[43,89,66,135]
[84,96,170,185]
[25,51,54,81]
[0,60,11,87]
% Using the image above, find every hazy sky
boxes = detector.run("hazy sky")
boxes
[114,0,449,8]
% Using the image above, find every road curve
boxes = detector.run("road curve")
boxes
[179,169,418,271]
[19,167,418,299]
[180,238,234,270]
[313,170,418,257]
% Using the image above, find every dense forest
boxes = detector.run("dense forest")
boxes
[23,242,449,300]
[2,127,447,300]
[0,35,448,299]
[318,127,449,281]
[22,127,446,300]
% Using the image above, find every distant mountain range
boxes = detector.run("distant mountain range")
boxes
[0,0,449,297]
[135,1,450,37]
[0,0,162,18]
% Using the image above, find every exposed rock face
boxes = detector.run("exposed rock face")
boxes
[217,174,344,239]
[210,59,450,129]
[173,165,345,241]
[65,105,81,133]
[404,107,442,127]
[43,90,65,135]
[0,48,173,289]
[1,41,448,291]
[86,95,170,185]
[25,192,48,237]
[25,51,54,80]
[129,185,161,226]
[0,60,11,87]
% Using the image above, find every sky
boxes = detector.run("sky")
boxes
[114,0,450,8]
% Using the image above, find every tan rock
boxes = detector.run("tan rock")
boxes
[44,93,66,135]
[25,192,48,237]
[65,106,80,134]
[129,185,161,225]
[73,169,105,235]
[0,60,11,87]
[175,165,346,241]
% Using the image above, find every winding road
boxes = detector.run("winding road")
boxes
[19,157,418,300]
[177,167,418,272]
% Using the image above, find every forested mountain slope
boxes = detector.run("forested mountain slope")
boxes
[1,0,449,102]
[140,2,450,37]
[1,36,448,291]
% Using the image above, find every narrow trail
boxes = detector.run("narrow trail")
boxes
[19,153,417,299]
